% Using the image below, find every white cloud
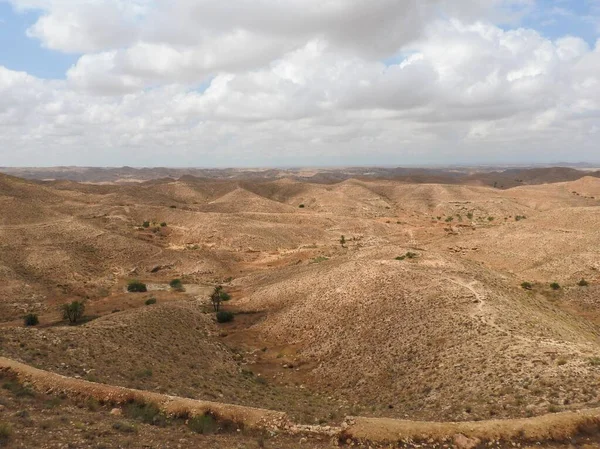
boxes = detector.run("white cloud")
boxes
[1,1,599,165]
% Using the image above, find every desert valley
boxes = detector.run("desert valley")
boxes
[0,167,600,448]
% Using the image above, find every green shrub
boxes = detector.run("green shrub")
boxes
[2,380,34,398]
[298,204,305,208]
[578,279,589,287]
[515,215,527,221]
[445,217,454,222]
[160,222,167,227]
[187,414,217,434]
[487,216,494,221]
[124,401,166,426]
[219,292,231,302]
[550,282,561,290]
[467,212,474,219]
[62,301,85,324]
[396,252,417,261]
[127,281,147,293]
[24,313,39,327]
[169,205,177,209]
[145,298,157,306]
[112,421,137,433]
[142,221,150,228]
[521,282,533,290]
[589,357,600,366]
[135,369,153,378]
[0,422,12,442]
[169,279,183,290]
[216,311,234,323]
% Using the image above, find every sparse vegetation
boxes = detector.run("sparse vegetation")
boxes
[0,422,12,443]
[396,252,418,261]
[589,357,600,366]
[298,204,305,208]
[23,313,39,326]
[112,421,137,433]
[515,215,527,221]
[445,217,454,222]
[310,256,329,264]
[142,221,150,228]
[187,414,217,434]
[550,282,561,290]
[145,297,157,305]
[467,212,474,219]
[160,222,167,227]
[124,401,166,426]
[169,278,184,291]
[127,280,147,293]
[62,300,85,324]
[216,311,234,323]
[211,285,224,312]
[340,235,346,247]
[487,216,494,221]
[578,279,589,287]
[521,282,533,290]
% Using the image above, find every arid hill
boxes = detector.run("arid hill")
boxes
[1,171,600,447]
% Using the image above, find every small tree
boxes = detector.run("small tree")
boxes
[211,286,223,312]
[127,280,147,292]
[24,313,39,327]
[340,235,346,247]
[62,301,85,324]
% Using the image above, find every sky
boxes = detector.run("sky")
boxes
[0,0,599,167]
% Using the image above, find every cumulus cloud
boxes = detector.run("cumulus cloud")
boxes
[1,0,599,165]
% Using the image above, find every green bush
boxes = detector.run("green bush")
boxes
[112,421,137,433]
[550,282,561,291]
[169,279,183,290]
[187,414,217,434]
[24,313,39,327]
[145,297,157,306]
[216,311,234,323]
[466,212,474,219]
[2,380,34,398]
[62,301,85,324]
[396,252,418,261]
[220,292,231,302]
[0,422,12,443]
[578,279,589,287]
[124,401,166,426]
[521,282,533,290]
[127,281,147,293]
[142,221,150,228]
[487,216,494,221]
[160,222,167,227]
[298,204,305,208]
